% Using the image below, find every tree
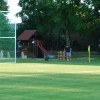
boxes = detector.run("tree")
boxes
[0,0,14,51]
[0,0,8,11]
[0,0,11,37]
[17,0,99,50]
[81,0,100,50]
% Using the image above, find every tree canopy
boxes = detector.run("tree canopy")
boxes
[0,0,8,11]
[0,0,15,51]
[17,0,100,51]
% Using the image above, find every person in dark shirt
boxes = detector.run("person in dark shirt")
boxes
[64,45,72,61]
[18,41,22,51]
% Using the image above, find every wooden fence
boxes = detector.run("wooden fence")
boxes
[58,51,66,60]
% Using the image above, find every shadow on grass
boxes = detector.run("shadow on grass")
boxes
[0,73,100,100]
[16,57,100,66]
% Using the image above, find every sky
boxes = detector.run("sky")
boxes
[7,0,21,23]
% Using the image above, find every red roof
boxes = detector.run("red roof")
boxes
[17,30,37,40]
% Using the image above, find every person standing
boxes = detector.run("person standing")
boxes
[18,41,22,51]
[64,45,72,61]
[17,41,22,58]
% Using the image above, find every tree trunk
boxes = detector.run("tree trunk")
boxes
[66,29,70,46]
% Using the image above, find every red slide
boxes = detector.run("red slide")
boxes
[36,42,48,54]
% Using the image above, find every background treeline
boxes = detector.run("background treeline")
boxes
[0,0,15,55]
[16,0,99,51]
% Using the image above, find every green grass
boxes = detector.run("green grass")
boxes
[0,63,100,100]
[0,73,100,100]
[16,53,100,66]
[0,59,15,63]
[17,57,100,66]
[0,53,99,66]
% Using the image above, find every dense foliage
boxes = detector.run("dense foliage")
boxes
[0,0,15,53]
[17,0,100,51]
[0,0,8,11]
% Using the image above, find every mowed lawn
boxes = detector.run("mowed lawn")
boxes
[0,63,100,100]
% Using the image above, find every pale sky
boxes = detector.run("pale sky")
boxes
[7,0,22,23]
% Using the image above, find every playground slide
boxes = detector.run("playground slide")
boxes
[36,42,48,54]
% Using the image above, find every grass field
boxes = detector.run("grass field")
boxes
[0,63,100,100]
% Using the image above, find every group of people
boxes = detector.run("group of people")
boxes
[64,45,72,61]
